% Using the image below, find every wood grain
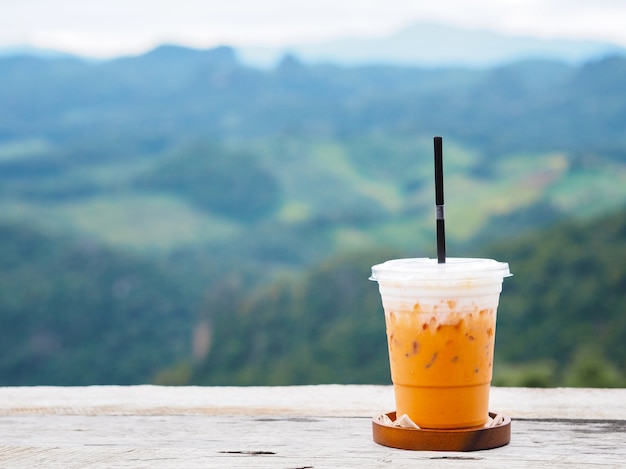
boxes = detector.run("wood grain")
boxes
[1,386,625,467]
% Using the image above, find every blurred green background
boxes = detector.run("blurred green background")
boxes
[1,45,626,387]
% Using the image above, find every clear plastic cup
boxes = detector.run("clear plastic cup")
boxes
[370,257,511,429]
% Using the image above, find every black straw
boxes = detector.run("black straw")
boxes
[434,136,446,264]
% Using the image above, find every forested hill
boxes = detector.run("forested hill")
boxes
[2,46,626,386]
[2,47,626,263]
[2,46,626,154]
[0,222,194,385]
[2,202,625,387]
[485,206,626,386]
[169,204,626,388]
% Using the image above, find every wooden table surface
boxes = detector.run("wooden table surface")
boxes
[1,385,625,468]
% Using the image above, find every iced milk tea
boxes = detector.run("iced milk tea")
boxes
[371,258,511,429]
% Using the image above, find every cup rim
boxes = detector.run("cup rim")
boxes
[370,257,512,282]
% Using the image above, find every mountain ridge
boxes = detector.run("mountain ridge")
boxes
[1,42,626,386]
[239,21,626,68]
[2,22,625,69]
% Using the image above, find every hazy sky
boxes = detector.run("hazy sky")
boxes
[2,0,626,57]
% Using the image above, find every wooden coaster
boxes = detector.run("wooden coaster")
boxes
[372,412,511,452]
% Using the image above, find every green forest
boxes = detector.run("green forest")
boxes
[1,46,626,387]
[156,208,626,388]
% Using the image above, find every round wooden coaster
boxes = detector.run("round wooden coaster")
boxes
[372,412,511,452]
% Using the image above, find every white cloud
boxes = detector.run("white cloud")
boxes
[1,0,626,57]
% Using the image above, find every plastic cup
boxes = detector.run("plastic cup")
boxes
[370,258,511,429]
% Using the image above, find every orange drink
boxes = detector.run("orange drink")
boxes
[371,258,511,429]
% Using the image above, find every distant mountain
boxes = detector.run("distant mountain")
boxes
[4,23,624,69]
[2,45,626,262]
[238,22,626,68]
[3,45,626,155]
[2,43,626,386]
[0,44,79,60]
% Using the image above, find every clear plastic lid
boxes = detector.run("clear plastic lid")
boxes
[370,257,511,282]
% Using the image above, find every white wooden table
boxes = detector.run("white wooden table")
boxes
[1,385,625,468]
